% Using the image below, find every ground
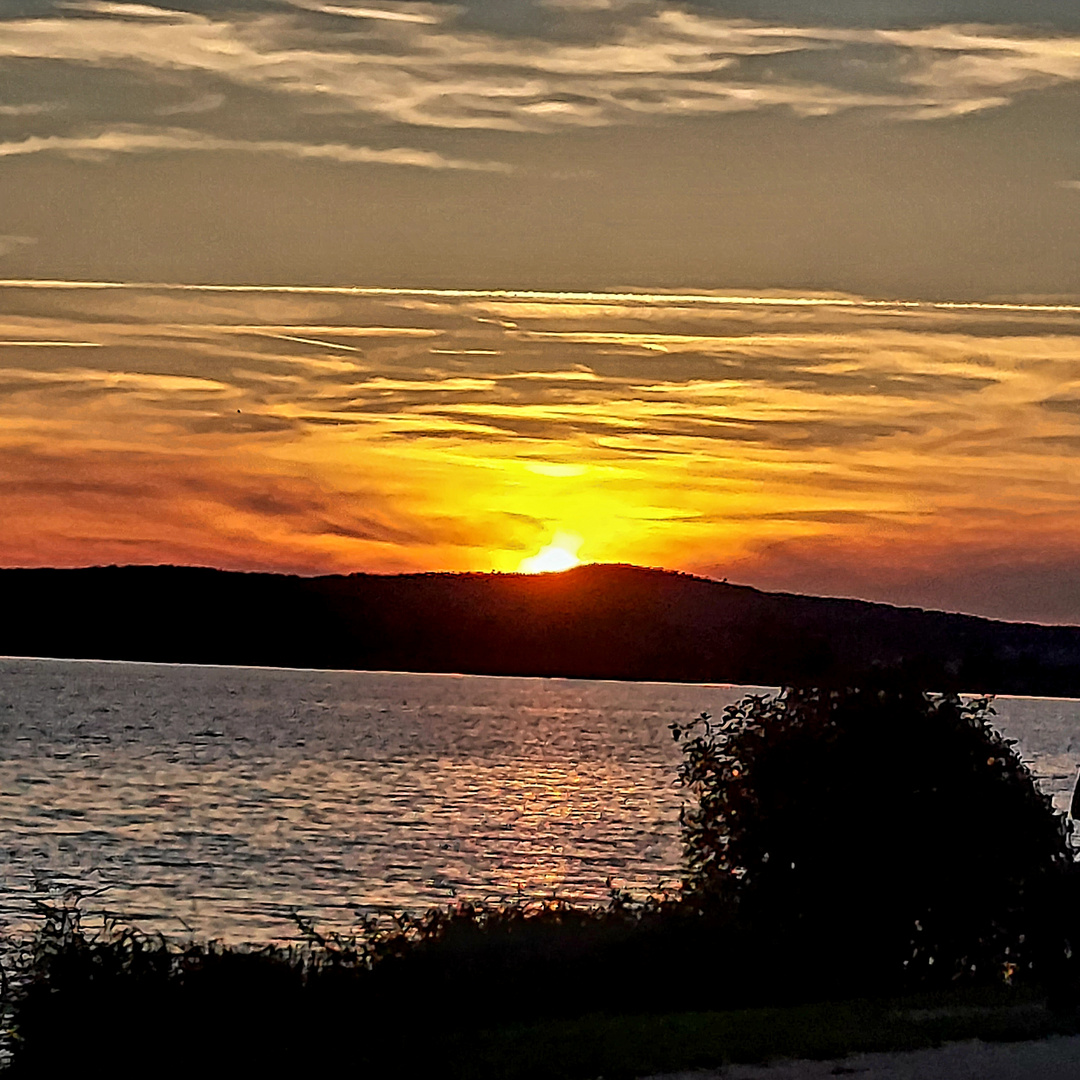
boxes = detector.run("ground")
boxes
[645,1034,1080,1079]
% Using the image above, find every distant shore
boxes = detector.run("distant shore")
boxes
[4,563,1080,696]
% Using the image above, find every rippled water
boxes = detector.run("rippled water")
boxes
[0,658,1077,944]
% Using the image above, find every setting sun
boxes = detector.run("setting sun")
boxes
[518,532,584,574]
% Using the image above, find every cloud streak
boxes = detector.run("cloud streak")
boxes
[0,127,512,170]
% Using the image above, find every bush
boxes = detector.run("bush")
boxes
[5,892,692,1076]
[671,685,1076,995]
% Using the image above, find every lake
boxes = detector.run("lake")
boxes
[0,657,1077,944]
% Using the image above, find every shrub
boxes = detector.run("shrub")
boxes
[6,892,690,1076]
[671,685,1076,995]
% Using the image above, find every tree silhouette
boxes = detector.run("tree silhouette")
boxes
[671,685,1076,993]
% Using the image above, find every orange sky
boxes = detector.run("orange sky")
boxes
[3,280,1080,623]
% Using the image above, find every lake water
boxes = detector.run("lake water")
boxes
[0,657,1077,944]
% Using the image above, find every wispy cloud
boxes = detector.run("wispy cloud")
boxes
[0,126,512,170]
[4,279,1080,315]
[0,103,55,116]
[57,2,185,17]
[0,339,99,346]
[2,4,1080,136]
[284,1,441,24]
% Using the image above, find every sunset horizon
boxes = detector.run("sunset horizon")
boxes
[4,276,1080,624]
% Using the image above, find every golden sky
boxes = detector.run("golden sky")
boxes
[3,280,1080,623]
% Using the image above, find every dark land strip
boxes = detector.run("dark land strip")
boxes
[3,563,1080,695]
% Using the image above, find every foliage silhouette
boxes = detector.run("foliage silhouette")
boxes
[6,891,696,1077]
[670,685,1077,995]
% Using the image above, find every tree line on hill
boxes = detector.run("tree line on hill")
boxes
[3,562,1080,695]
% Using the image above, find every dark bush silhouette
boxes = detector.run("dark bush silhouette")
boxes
[6,894,697,1077]
[671,685,1077,995]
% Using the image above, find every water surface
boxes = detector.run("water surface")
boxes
[0,658,1075,943]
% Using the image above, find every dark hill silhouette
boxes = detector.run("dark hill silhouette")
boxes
[2,563,1080,695]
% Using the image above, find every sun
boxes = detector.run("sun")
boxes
[518,532,584,574]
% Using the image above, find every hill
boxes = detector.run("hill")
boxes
[2,563,1079,695]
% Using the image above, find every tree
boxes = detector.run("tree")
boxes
[671,685,1075,993]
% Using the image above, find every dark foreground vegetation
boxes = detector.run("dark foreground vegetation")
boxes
[6,563,1080,693]
[8,685,1080,1077]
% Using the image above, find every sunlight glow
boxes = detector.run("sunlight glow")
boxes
[518,532,584,574]
[10,280,1080,623]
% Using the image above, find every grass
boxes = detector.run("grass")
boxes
[8,897,1077,1078]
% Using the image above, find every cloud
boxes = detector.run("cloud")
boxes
[3,3,1080,138]
[0,442,428,572]
[879,25,1080,115]
[4,279,1080,322]
[0,103,55,115]
[0,338,99,346]
[57,2,186,17]
[284,1,441,23]
[0,126,513,170]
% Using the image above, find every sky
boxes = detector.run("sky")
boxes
[2,1,1080,623]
